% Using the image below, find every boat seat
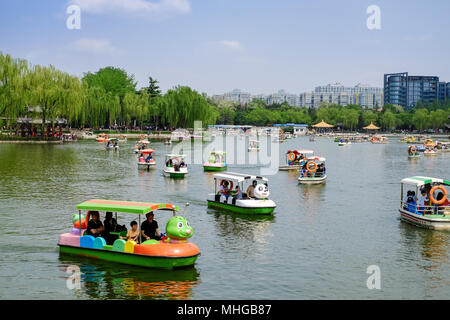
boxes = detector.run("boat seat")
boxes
[93,237,106,249]
[112,239,126,252]
[80,235,95,248]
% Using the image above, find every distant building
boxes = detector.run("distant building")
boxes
[313,83,383,108]
[213,82,384,109]
[384,72,446,109]
[213,89,253,105]
[213,89,300,107]
[438,82,450,102]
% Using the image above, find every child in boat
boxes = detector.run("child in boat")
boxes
[417,189,429,215]
[121,221,140,243]
[230,185,242,200]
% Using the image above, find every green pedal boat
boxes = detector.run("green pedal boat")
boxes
[58,199,200,269]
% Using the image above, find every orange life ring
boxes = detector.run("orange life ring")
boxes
[220,180,233,194]
[288,153,296,161]
[306,161,317,173]
[430,186,447,205]
[410,146,417,154]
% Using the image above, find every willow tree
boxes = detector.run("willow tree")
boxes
[160,86,217,128]
[412,109,430,131]
[123,90,150,127]
[82,86,120,128]
[26,64,83,134]
[0,52,29,130]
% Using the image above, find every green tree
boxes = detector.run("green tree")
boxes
[143,76,161,98]
[379,111,396,130]
[412,109,430,131]
[0,52,29,128]
[26,64,83,134]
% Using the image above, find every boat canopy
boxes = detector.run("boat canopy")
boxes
[400,176,450,187]
[76,199,180,214]
[137,140,150,144]
[210,150,226,155]
[166,154,186,158]
[139,149,155,154]
[286,150,313,155]
[213,172,268,183]
[306,156,326,162]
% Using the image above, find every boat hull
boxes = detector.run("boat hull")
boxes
[279,165,301,171]
[59,244,199,269]
[138,162,156,170]
[399,208,450,230]
[298,175,327,184]
[163,169,188,178]
[203,165,227,172]
[207,200,275,215]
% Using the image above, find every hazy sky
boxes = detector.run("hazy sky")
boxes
[1,0,449,95]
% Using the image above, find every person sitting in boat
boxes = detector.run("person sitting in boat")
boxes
[220,180,231,199]
[246,180,258,199]
[86,211,104,238]
[300,164,307,178]
[434,192,450,215]
[180,159,186,168]
[103,212,117,244]
[166,159,173,167]
[121,221,140,243]
[230,185,242,200]
[315,164,324,177]
[417,189,429,215]
[145,153,152,163]
[141,212,161,241]
[405,191,417,213]
[139,155,145,163]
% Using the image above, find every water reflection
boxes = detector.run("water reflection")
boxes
[58,255,200,300]
[399,223,449,279]
[207,209,275,258]
[299,183,326,214]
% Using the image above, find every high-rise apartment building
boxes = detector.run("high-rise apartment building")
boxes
[384,73,446,109]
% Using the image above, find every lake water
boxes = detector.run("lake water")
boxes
[0,136,449,300]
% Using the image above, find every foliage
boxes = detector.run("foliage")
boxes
[1,52,449,132]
